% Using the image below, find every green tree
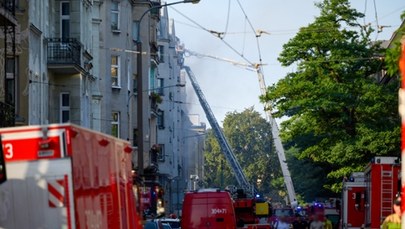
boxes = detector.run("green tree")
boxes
[262,0,400,193]
[287,147,337,202]
[385,14,405,77]
[204,108,285,201]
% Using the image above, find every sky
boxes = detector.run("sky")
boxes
[168,0,405,128]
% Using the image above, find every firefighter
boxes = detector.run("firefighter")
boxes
[309,214,324,229]
[323,217,332,229]
[381,195,401,229]
[292,214,308,229]
[273,216,291,229]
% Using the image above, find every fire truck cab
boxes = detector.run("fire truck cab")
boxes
[0,124,141,229]
[181,188,237,229]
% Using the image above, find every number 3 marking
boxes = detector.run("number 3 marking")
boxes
[3,143,13,159]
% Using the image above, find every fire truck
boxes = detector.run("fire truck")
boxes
[0,123,142,228]
[183,66,270,229]
[341,156,400,229]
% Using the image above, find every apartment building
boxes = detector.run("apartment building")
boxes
[0,0,204,216]
[155,6,186,214]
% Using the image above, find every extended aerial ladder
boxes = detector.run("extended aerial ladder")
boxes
[183,65,256,195]
[184,49,297,204]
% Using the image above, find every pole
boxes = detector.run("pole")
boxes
[176,178,180,216]
[220,159,224,188]
[136,41,144,176]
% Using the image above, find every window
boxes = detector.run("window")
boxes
[5,58,16,105]
[157,144,165,162]
[149,66,156,94]
[132,21,139,42]
[60,93,70,123]
[157,109,164,129]
[133,128,138,147]
[111,2,120,30]
[60,2,70,40]
[111,55,120,87]
[157,78,164,95]
[111,112,120,138]
[158,45,165,63]
[6,58,15,79]
[133,74,138,93]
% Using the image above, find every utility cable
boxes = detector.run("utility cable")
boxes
[372,0,380,41]
[170,6,255,66]
[234,0,264,64]
[363,0,368,26]
[221,0,232,39]
[372,0,380,31]
[241,17,247,56]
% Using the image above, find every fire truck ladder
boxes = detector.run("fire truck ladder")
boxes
[183,65,256,195]
[380,167,394,219]
[183,49,297,204]
[256,66,297,204]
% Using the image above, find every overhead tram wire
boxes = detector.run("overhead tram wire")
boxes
[221,0,232,40]
[171,7,393,69]
[372,0,380,40]
[170,6,256,66]
[363,0,368,26]
[241,17,247,56]
[234,0,264,64]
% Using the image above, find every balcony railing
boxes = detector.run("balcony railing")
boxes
[46,38,81,66]
[0,101,14,127]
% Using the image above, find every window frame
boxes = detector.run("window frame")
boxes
[157,109,164,129]
[111,1,120,31]
[158,45,165,63]
[157,144,165,162]
[111,111,120,138]
[111,55,121,88]
[157,78,164,96]
[60,92,70,123]
[60,1,70,40]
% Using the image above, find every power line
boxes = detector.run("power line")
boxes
[221,0,232,39]
[170,6,256,66]
[363,0,368,26]
[234,0,264,64]
[372,0,380,40]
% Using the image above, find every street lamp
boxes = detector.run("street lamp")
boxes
[135,0,200,176]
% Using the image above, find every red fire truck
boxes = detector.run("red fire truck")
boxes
[364,157,400,229]
[0,123,142,228]
[181,189,237,229]
[341,156,400,229]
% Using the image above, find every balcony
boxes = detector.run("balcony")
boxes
[0,101,14,127]
[46,38,83,74]
[0,0,17,26]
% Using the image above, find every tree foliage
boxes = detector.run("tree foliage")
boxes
[203,108,285,201]
[385,14,405,77]
[261,0,400,193]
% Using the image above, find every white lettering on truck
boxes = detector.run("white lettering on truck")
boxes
[211,208,227,214]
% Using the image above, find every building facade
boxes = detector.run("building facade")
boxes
[0,0,205,218]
